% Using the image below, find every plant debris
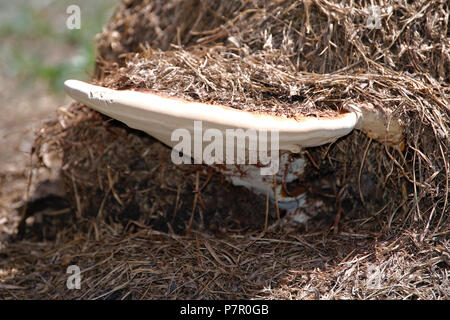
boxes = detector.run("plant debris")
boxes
[1,0,448,300]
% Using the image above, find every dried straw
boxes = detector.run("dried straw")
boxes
[1,0,448,299]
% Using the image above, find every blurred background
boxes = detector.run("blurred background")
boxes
[0,0,118,234]
[0,0,118,168]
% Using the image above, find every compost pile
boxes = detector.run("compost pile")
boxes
[1,0,448,299]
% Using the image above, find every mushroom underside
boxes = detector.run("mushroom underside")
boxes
[64,79,404,213]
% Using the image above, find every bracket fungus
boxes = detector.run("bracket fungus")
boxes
[64,79,404,213]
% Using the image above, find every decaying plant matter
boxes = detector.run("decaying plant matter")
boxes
[89,0,450,232]
[1,0,448,299]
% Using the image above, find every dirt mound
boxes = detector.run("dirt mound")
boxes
[1,0,448,299]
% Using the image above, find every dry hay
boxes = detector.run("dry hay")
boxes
[1,0,449,299]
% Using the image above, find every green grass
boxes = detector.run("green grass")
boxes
[0,0,117,91]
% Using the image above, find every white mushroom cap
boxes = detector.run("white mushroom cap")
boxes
[347,102,405,150]
[64,80,361,154]
[63,79,405,214]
